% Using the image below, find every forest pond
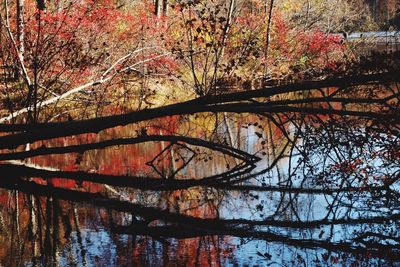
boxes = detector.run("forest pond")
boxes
[0,89,399,266]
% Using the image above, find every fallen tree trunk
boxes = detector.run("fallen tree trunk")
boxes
[0,71,398,149]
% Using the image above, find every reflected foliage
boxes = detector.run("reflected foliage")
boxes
[0,75,399,266]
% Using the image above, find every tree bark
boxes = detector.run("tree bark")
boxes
[36,0,45,10]
[264,0,274,76]
[162,0,168,16]
[16,0,24,60]
[154,0,161,18]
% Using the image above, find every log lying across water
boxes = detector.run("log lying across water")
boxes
[0,71,398,149]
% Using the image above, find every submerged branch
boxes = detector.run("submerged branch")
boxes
[0,162,256,190]
[0,178,397,260]
[0,135,259,163]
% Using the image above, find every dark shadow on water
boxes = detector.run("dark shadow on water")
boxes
[0,74,399,266]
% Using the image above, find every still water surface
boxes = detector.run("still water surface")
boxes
[0,111,399,266]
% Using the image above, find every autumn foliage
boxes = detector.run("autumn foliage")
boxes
[0,0,351,122]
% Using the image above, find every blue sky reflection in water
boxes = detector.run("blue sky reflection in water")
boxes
[0,104,399,266]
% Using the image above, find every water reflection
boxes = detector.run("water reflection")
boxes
[0,82,399,266]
